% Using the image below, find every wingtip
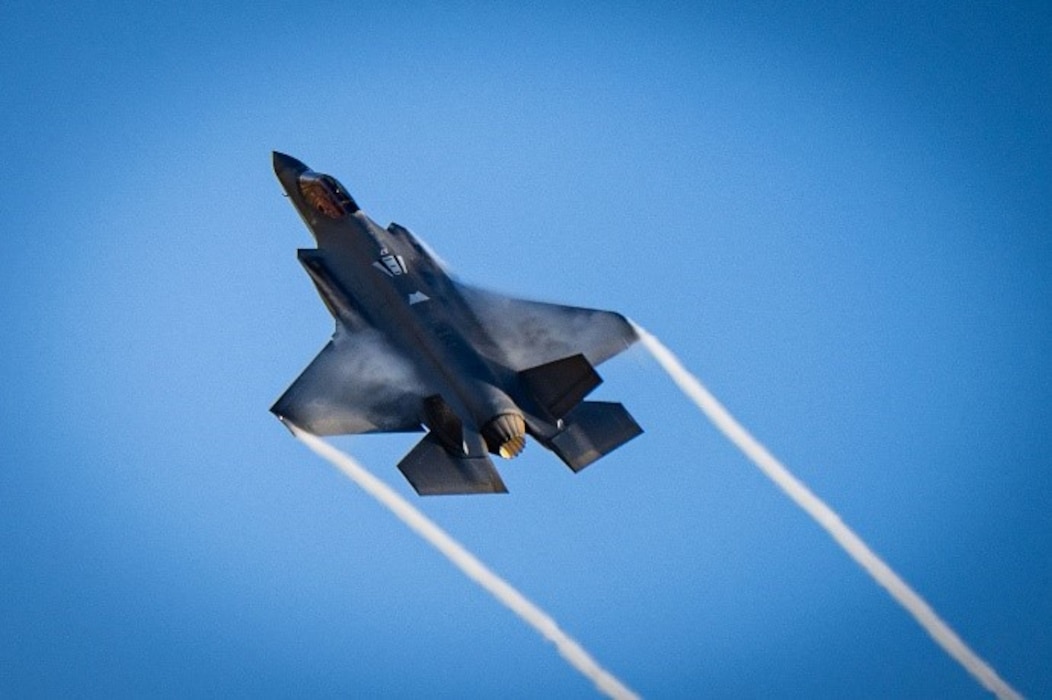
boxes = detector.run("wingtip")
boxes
[274,412,299,436]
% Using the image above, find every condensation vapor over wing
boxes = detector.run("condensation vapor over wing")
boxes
[632,323,1022,700]
[287,423,640,700]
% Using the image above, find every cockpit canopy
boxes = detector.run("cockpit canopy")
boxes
[298,173,360,219]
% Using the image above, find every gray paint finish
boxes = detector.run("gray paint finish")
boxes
[270,152,641,494]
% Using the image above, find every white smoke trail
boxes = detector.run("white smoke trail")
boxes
[287,423,640,700]
[632,324,1021,700]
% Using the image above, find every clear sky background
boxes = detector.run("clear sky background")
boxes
[2,2,1049,698]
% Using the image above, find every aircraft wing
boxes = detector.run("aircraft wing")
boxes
[457,284,638,371]
[271,327,429,436]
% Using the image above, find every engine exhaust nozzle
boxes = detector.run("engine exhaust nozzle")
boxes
[482,413,527,459]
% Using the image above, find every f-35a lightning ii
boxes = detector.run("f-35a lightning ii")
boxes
[271,152,642,495]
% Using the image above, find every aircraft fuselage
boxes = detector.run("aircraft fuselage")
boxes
[271,151,642,494]
[273,152,528,456]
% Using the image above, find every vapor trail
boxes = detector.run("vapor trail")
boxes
[632,324,1021,700]
[288,423,640,700]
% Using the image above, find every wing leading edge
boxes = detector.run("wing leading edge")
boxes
[271,327,429,436]
[456,284,638,371]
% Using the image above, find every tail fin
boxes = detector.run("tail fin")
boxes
[547,401,643,472]
[519,353,601,418]
[397,434,508,495]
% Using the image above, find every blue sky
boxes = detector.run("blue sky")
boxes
[2,2,1049,697]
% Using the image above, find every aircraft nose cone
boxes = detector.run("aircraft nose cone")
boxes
[272,151,309,175]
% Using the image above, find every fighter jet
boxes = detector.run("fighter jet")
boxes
[271,152,642,495]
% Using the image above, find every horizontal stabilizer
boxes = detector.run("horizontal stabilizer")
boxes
[519,354,601,419]
[398,435,508,495]
[549,401,642,473]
